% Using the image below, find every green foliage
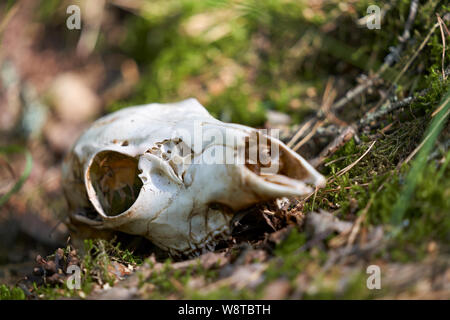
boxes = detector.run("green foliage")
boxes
[0,284,26,300]
[0,145,33,207]
[137,257,220,299]
[274,228,307,256]
[5,0,17,11]
[306,87,449,263]
[191,286,258,300]
[107,0,401,126]
[37,0,61,22]
[413,70,449,115]
[8,0,449,299]
[265,229,313,281]
[391,90,450,225]
[370,153,450,258]
[30,239,142,299]
[82,239,143,287]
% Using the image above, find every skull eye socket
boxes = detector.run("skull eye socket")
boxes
[89,151,143,217]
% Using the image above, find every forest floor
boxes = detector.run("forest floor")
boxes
[0,0,449,299]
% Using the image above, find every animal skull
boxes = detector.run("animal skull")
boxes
[62,98,325,256]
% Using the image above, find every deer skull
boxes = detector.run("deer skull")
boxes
[62,98,325,256]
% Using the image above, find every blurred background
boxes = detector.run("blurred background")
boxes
[0,0,448,290]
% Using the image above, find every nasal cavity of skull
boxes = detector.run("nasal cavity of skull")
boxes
[89,151,143,216]
[146,140,192,178]
[147,140,176,159]
[111,139,129,146]
[244,134,308,181]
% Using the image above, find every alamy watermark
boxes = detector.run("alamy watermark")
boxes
[156,120,282,175]
[366,265,381,289]
[66,265,81,290]
[66,5,81,30]
[365,5,381,30]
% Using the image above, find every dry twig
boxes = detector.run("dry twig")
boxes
[336,140,376,177]
[310,127,356,167]
[436,14,449,80]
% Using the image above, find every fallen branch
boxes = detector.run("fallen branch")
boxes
[310,126,356,168]
[392,21,440,86]
[292,120,324,152]
[330,76,379,113]
[436,14,449,80]
[384,0,419,67]
[359,65,450,128]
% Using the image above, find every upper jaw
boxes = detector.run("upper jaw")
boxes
[239,131,326,200]
[240,163,325,201]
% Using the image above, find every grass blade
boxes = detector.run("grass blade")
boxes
[391,89,450,226]
[0,145,33,207]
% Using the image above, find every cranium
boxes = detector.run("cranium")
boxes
[62,98,325,256]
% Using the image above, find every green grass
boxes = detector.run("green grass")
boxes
[0,284,26,300]
[15,239,143,300]
[0,145,33,207]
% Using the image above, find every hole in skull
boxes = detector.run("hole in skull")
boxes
[89,151,143,216]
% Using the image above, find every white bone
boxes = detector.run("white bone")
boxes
[62,98,326,256]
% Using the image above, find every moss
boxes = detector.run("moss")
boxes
[28,239,143,299]
[191,286,260,300]
[370,153,450,258]
[0,284,26,300]
[264,229,312,282]
[413,69,449,115]
[137,256,222,299]
[309,112,449,263]
[303,85,448,263]
[36,0,61,22]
